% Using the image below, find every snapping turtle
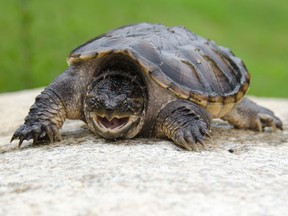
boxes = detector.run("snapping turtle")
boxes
[11,23,282,150]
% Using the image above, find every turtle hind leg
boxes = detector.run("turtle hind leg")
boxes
[221,97,283,132]
[155,100,211,151]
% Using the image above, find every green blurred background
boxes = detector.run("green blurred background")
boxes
[1,0,287,97]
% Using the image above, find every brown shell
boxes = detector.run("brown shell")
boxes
[68,23,250,117]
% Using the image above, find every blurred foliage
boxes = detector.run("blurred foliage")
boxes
[0,0,287,97]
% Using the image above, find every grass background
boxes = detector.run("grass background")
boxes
[0,0,287,97]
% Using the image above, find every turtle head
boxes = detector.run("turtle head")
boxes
[84,71,146,139]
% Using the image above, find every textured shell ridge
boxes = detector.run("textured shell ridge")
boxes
[68,23,250,111]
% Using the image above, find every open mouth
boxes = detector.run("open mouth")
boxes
[85,112,141,139]
[97,116,129,130]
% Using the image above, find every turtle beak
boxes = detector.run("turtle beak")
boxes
[84,111,141,139]
[106,109,114,121]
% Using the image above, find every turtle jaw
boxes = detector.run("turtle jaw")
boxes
[97,115,130,130]
[86,112,141,139]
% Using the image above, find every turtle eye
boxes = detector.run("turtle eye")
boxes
[93,98,102,108]
[86,96,101,108]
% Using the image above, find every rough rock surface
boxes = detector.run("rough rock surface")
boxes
[0,88,287,216]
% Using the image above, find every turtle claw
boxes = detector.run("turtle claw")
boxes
[172,118,210,151]
[223,98,283,133]
[19,138,24,147]
[197,139,205,146]
[44,124,54,143]
[52,125,62,141]
[177,134,193,151]
[11,121,62,146]
[190,143,200,152]
[10,127,25,146]
[10,135,16,144]
[255,112,283,132]
[32,132,40,145]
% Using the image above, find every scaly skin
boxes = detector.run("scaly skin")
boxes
[10,68,146,146]
[222,97,283,131]
[11,88,66,146]
[10,70,282,150]
[11,65,93,146]
[156,100,211,151]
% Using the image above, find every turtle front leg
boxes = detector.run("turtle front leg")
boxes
[155,100,211,151]
[11,88,66,146]
[11,67,89,147]
[221,97,283,132]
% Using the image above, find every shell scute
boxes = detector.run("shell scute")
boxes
[69,23,250,114]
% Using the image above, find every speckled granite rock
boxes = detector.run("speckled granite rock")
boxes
[0,89,287,216]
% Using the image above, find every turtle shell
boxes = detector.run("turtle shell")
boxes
[68,23,250,117]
